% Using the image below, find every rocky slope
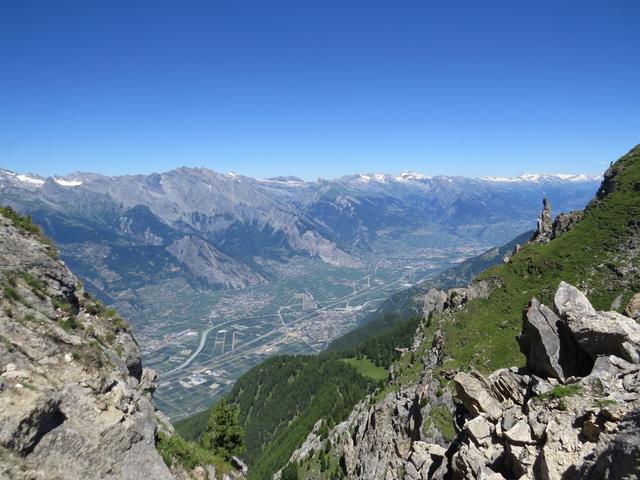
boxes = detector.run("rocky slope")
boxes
[284,284,640,480]
[0,210,237,479]
[279,145,640,479]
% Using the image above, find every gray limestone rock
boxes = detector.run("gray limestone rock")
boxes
[551,211,583,239]
[518,299,567,381]
[453,372,503,421]
[531,198,554,244]
[555,282,640,364]
[0,211,194,480]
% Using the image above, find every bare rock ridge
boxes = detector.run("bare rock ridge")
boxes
[282,280,640,480]
[0,211,233,479]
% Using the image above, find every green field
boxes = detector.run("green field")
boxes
[342,357,388,381]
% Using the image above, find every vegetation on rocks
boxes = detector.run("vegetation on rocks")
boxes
[201,399,245,460]
[285,145,640,480]
[176,312,423,480]
[157,432,231,474]
[0,205,58,257]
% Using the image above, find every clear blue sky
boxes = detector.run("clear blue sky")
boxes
[1,1,638,180]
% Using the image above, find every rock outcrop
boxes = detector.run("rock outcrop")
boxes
[439,283,640,480]
[531,198,583,245]
[0,211,229,479]
[285,281,640,480]
[531,198,553,244]
[551,211,583,239]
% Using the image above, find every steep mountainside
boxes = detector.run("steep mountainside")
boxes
[177,315,422,480]
[278,144,640,478]
[0,209,238,479]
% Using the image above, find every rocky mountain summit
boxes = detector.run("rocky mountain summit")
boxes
[0,209,240,479]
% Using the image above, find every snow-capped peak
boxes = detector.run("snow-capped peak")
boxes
[53,178,83,187]
[0,170,45,187]
[354,173,390,183]
[17,174,44,185]
[395,171,432,182]
[481,173,601,183]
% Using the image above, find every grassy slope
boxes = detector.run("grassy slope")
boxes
[341,357,388,381]
[437,145,640,374]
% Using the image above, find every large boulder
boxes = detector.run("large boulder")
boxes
[554,282,640,364]
[624,293,640,321]
[519,298,591,381]
[454,372,503,421]
[518,299,566,381]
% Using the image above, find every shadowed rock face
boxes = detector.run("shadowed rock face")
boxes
[0,212,176,479]
[519,299,567,381]
[555,282,640,364]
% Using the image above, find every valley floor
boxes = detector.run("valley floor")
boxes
[132,240,490,420]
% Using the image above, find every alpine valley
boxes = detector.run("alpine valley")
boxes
[177,145,640,480]
[0,167,601,420]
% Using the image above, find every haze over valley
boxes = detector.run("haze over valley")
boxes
[0,166,600,419]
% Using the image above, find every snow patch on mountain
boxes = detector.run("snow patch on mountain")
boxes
[355,173,390,183]
[0,170,45,186]
[54,178,83,187]
[482,173,601,183]
[395,171,432,182]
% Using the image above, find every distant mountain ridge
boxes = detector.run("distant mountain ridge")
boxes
[0,166,600,320]
[0,168,601,188]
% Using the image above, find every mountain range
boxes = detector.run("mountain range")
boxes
[0,167,600,308]
[174,145,640,480]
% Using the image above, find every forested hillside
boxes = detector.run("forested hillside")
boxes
[176,315,421,479]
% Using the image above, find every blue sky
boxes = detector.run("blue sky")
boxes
[1,1,638,180]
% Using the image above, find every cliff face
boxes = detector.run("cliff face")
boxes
[0,210,196,479]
